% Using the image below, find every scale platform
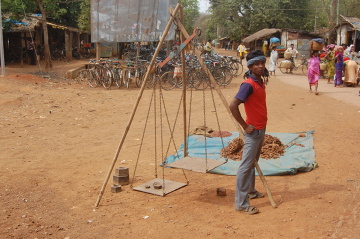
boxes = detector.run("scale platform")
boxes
[133,178,187,196]
[165,156,226,173]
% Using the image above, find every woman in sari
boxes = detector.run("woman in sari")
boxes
[344,60,358,86]
[325,44,336,84]
[334,47,344,87]
[308,51,320,94]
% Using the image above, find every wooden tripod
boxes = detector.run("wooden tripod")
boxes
[95,3,277,208]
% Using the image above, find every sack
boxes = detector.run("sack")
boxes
[174,66,182,77]
[281,60,292,69]
[284,52,293,59]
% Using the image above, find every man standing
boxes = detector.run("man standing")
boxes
[229,50,267,215]
[237,42,246,63]
[285,44,299,73]
[204,39,213,55]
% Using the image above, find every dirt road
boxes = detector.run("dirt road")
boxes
[1,54,359,238]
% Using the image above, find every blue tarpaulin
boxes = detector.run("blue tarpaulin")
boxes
[163,131,317,176]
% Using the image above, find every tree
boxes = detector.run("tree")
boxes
[36,0,52,68]
[179,0,200,33]
[208,0,314,40]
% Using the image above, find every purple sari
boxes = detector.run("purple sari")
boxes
[335,53,343,86]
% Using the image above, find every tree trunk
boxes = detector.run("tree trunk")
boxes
[37,0,52,69]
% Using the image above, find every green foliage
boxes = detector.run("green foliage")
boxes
[77,1,91,33]
[208,0,316,40]
[179,0,200,33]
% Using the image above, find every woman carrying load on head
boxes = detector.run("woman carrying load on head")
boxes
[325,44,336,84]
[308,50,320,94]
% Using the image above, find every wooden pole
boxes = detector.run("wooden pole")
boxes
[179,7,187,157]
[173,17,242,135]
[174,17,277,208]
[95,4,182,207]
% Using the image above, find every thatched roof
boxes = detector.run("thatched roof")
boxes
[242,28,281,43]
[340,15,360,31]
[4,15,41,32]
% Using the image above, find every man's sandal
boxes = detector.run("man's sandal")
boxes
[248,191,265,199]
[237,206,259,215]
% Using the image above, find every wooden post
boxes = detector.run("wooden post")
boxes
[179,7,187,157]
[95,3,182,207]
[174,17,277,208]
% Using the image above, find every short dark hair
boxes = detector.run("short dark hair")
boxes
[290,44,294,46]
[246,50,264,62]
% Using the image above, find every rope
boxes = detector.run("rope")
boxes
[153,82,158,178]
[202,84,208,172]
[160,88,189,183]
[209,84,227,163]
[158,82,166,195]
[130,89,154,188]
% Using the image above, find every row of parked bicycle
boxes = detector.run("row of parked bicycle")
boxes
[75,53,244,90]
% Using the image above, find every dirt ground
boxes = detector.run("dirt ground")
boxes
[1,51,360,239]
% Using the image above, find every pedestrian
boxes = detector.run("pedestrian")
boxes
[307,50,320,94]
[285,44,299,73]
[228,41,231,50]
[204,39,213,55]
[237,42,246,63]
[325,44,336,84]
[268,46,278,76]
[27,41,36,65]
[334,47,344,87]
[229,50,267,215]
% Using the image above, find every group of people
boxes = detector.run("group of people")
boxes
[307,43,359,95]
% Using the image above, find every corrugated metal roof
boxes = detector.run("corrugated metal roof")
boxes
[242,28,281,43]
[340,15,360,31]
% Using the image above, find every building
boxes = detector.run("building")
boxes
[336,15,360,52]
[242,28,320,58]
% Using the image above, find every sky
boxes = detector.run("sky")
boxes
[199,0,210,13]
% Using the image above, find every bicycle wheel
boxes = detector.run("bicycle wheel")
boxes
[194,70,210,90]
[114,68,122,88]
[135,65,147,87]
[51,49,60,60]
[102,69,112,89]
[87,70,99,88]
[279,61,289,74]
[160,71,176,90]
[221,67,233,86]
[123,69,131,88]
[75,69,89,84]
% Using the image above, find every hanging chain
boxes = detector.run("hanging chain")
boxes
[130,88,154,188]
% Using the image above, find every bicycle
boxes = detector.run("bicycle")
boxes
[279,55,308,75]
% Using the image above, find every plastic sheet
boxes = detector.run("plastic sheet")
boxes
[163,131,317,176]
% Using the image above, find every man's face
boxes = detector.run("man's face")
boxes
[291,45,294,49]
[249,60,266,76]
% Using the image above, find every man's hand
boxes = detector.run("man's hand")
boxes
[244,125,256,134]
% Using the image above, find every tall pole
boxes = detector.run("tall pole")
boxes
[0,0,6,76]
[336,0,339,25]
